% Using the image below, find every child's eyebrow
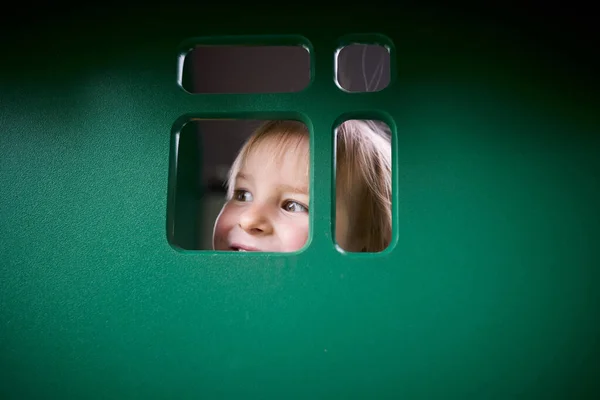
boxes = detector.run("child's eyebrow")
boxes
[279,184,309,195]
[236,173,308,194]
[236,172,251,181]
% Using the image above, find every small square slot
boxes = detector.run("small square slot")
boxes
[336,43,391,93]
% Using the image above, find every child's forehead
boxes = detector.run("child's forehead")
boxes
[246,134,308,163]
[240,135,309,176]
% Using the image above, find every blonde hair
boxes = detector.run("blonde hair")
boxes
[335,120,392,252]
[225,119,392,252]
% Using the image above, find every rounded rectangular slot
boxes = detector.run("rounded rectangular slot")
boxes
[180,41,311,94]
[334,118,393,253]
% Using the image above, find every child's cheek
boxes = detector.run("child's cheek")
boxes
[213,206,233,240]
[284,224,309,252]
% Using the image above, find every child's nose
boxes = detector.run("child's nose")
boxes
[238,203,273,235]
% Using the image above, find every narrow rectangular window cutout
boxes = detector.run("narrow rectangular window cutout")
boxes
[181,44,311,94]
[335,44,390,92]
[168,118,311,253]
[334,119,392,253]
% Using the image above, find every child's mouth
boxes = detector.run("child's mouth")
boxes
[230,245,259,252]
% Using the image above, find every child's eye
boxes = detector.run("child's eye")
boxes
[282,200,308,213]
[233,190,252,202]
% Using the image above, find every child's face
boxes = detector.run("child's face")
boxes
[212,137,310,252]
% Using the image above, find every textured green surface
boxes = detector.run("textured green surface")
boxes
[1,7,599,399]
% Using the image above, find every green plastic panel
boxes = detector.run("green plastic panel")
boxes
[1,7,598,399]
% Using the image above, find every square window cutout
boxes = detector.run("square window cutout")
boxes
[334,118,393,253]
[335,43,391,92]
[168,117,312,253]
